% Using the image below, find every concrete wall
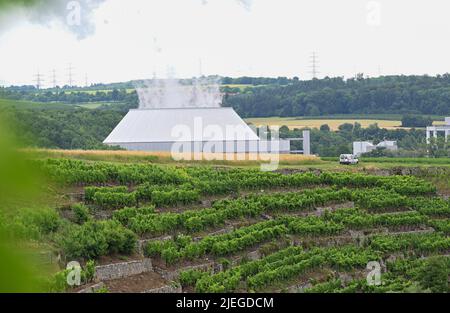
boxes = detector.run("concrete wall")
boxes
[108,140,261,153]
[106,140,294,153]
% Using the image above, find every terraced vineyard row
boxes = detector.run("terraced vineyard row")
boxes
[30,159,449,293]
[144,207,448,265]
[181,232,450,292]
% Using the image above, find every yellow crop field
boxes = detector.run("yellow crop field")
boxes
[26,148,322,166]
[245,117,404,130]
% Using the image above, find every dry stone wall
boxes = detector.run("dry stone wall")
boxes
[95,258,153,282]
[142,284,182,293]
[154,262,215,281]
[77,282,106,293]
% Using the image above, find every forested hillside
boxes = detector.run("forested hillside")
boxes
[222,75,450,117]
[1,99,438,156]
[0,100,124,150]
[3,75,450,117]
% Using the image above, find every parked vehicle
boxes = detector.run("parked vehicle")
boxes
[339,154,359,165]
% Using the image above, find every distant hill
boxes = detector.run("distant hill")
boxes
[222,75,450,117]
[4,75,450,117]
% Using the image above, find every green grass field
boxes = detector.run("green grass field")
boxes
[0,98,71,110]
[57,84,257,94]
[53,88,136,95]
[321,156,450,165]
[0,98,126,110]
[77,101,125,109]
[27,148,450,171]
[222,84,257,91]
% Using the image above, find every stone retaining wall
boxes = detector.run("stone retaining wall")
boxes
[77,282,106,293]
[193,226,234,242]
[365,166,450,177]
[142,284,182,293]
[137,236,172,255]
[95,258,153,282]
[154,262,215,281]
[285,282,312,293]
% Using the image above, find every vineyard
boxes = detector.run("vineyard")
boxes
[15,158,449,293]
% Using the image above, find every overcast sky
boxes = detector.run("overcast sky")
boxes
[1,0,450,87]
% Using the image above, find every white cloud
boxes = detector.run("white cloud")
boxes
[1,0,450,86]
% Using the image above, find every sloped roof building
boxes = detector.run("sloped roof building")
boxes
[103,107,263,153]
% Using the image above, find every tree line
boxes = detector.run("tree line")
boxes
[0,87,138,105]
[3,74,450,116]
[222,75,450,116]
[279,122,435,157]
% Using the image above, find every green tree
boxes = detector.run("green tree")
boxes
[338,123,354,132]
[417,257,449,293]
[401,115,433,127]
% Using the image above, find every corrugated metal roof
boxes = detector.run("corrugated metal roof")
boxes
[103,107,259,143]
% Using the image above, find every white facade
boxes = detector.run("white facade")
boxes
[353,141,374,156]
[353,140,398,156]
[426,117,450,143]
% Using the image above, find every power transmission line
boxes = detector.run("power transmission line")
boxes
[51,69,57,88]
[309,52,320,79]
[67,63,75,87]
[198,58,203,77]
[34,70,44,89]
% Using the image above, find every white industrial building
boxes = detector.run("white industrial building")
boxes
[353,140,398,156]
[104,107,310,154]
[426,117,450,143]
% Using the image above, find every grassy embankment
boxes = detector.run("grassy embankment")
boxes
[25,149,450,171]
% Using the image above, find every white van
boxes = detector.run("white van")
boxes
[339,154,359,165]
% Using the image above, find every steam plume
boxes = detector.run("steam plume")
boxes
[136,76,222,109]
